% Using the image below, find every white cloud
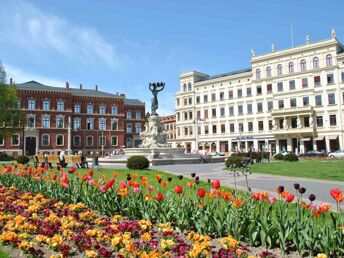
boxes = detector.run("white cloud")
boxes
[0,1,119,68]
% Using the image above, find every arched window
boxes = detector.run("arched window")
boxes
[277,64,283,75]
[326,54,333,66]
[56,135,64,146]
[256,69,261,79]
[266,66,271,77]
[313,57,319,69]
[73,136,81,146]
[300,59,307,71]
[86,136,93,146]
[188,82,192,91]
[42,134,50,146]
[183,83,187,92]
[288,62,294,73]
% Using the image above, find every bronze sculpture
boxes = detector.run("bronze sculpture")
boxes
[149,82,165,115]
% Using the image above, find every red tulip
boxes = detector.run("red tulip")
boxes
[212,180,221,189]
[88,170,94,177]
[330,188,344,202]
[285,193,295,203]
[156,193,164,202]
[52,174,58,180]
[104,179,115,190]
[252,192,260,201]
[197,188,206,198]
[69,167,76,173]
[174,185,183,194]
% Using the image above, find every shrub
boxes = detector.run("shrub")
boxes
[225,155,244,168]
[127,156,150,169]
[274,153,284,160]
[283,153,299,162]
[16,156,30,164]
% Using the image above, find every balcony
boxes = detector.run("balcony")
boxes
[272,126,315,135]
[271,106,313,118]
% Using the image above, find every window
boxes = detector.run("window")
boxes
[342,72,344,82]
[111,136,118,146]
[313,57,319,68]
[230,124,234,133]
[73,136,81,146]
[211,93,216,101]
[277,82,283,92]
[56,135,64,146]
[11,135,19,146]
[266,84,272,93]
[135,124,142,133]
[302,78,308,88]
[43,116,50,128]
[289,80,295,90]
[304,117,310,127]
[188,82,192,91]
[87,105,93,114]
[300,59,307,71]
[316,116,323,127]
[256,69,261,79]
[212,125,217,134]
[197,126,201,135]
[14,100,20,109]
[28,99,35,110]
[111,106,118,115]
[257,103,263,113]
[177,113,180,121]
[329,115,336,126]
[268,120,273,130]
[220,107,225,117]
[257,85,262,95]
[328,93,336,104]
[74,104,81,113]
[56,117,64,128]
[220,92,224,100]
[290,98,297,107]
[229,107,234,116]
[184,127,188,136]
[288,62,294,73]
[303,96,309,106]
[278,100,284,108]
[266,66,271,77]
[238,123,244,132]
[111,120,118,131]
[27,117,35,128]
[268,101,273,111]
[277,64,283,75]
[99,105,106,114]
[247,104,252,114]
[99,119,106,130]
[327,74,334,84]
[196,96,200,104]
[43,100,50,111]
[127,112,132,120]
[315,95,322,106]
[248,122,253,131]
[237,89,242,97]
[228,90,233,99]
[183,83,187,92]
[183,112,187,121]
[87,119,94,130]
[203,125,208,134]
[197,110,201,119]
[57,101,64,111]
[188,98,192,105]
[279,119,284,129]
[42,134,49,146]
[0,135,4,146]
[204,95,208,103]
[73,119,81,130]
[221,124,225,133]
[326,54,333,66]
[126,124,132,133]
[258,121,264,131]
[176,98,180,106]
[246,88,252,96]
[314,76,321,86]
[238,105,243,115]
[189,111,193,120]
[136,112,141,120]
[204,109,208,119]
[212,108,216,117]
[183,98,187,106]
[99,136,106,146]
[86,136,93,146]
[291,118,297,128]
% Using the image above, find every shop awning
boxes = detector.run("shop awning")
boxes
[327,135,338,140]
[301,138,311,142]
[314,136,325,141]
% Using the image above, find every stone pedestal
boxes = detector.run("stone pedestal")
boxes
[140,115,170,148]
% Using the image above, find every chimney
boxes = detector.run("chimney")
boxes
[95,85,98,91]
[10,78,13,85]
[66,82,70,89]
[80,84,83,90]
[306,35,310,44]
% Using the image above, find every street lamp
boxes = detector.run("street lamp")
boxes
[101,129,104,157]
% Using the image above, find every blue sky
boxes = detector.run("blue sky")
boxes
[0,0,343,114]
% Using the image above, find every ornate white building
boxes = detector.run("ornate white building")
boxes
[175,31,344,154]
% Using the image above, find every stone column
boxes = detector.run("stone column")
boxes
[300,139,305,154]
[275,138,280,153]
[325,136,331,153]
[287,138,292,152]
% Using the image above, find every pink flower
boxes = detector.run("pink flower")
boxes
[311,203,317,212]
[133,187,139,193]
[210,188,216,194]
[268,197,276,204]
[119,180,127,188]
[88,179,94,186]
[148,185,154,192]
[100,186,106,192]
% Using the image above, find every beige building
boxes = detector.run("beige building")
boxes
[175,30,344,154]
[160,115,177,147]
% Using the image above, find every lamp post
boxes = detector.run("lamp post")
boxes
[101,129,104,157]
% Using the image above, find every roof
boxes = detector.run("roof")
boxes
[203,68,252,81]
[125,98,145,106]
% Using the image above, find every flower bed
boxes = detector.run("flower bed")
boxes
[0,164,343,257]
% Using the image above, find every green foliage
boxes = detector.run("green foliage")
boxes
[283,153,299,162]
[127,155,150,169]
[225,155,244,168]
[16,156,30,164]
[274,153,284,160]
[0,152,14,162]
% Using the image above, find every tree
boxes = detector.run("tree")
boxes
[0,62,25,139]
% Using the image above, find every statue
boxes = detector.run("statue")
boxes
[283,119,288,129]
[297,117,302,129]
[149,82,165,116]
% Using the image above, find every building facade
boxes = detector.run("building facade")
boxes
[0,81,145,156]
[160,115,177,147]
[176,31,344,154]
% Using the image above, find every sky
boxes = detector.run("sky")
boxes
[0,0,343,115]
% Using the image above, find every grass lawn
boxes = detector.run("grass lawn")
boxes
[0,246,10,258]
[250,159,344,181]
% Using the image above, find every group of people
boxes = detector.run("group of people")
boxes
[35,150,88,169]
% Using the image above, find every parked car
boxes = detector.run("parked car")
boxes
[299,150,326,158]
[273,151,291,157]
[328,150,344,158]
